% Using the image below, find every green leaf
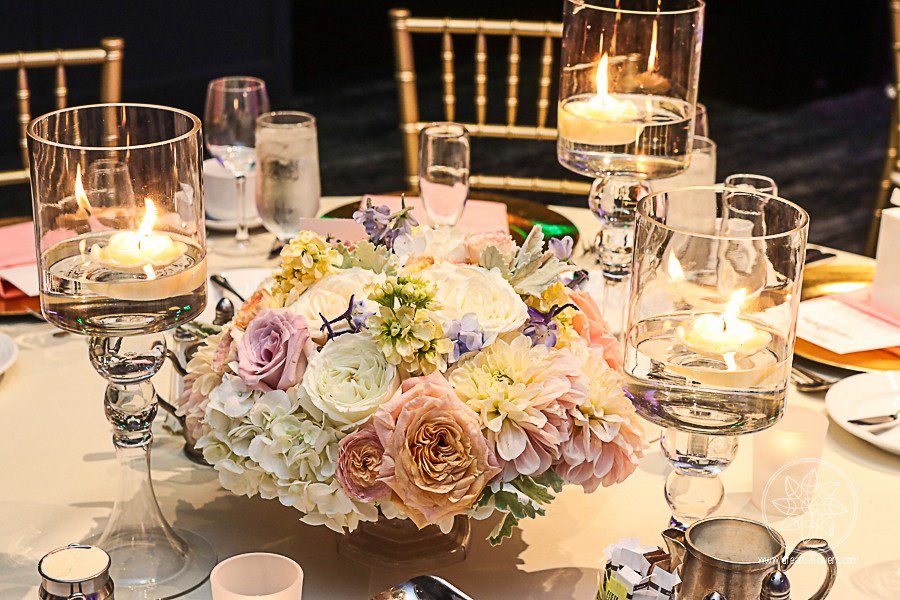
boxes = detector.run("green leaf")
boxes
[339,241,395,274]
[510,475,558,505]
[489,512,519,546]
[532,469,565,493]
[479,245,510,274]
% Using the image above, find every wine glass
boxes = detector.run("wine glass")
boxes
[418,122,470,228]
[204,76,270,255]
[255,111,321,245]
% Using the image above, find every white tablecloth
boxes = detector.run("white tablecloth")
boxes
[1,198,898,599]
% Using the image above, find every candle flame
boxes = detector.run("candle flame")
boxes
[647,19,659,72]
[667,253,685,281]
[137,198,159,237]
[142,263,156,280]
[74,165,93,216]
[723,288,747,321]
[595,35,610,100]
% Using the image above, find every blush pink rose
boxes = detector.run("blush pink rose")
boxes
[465,231,517,264]
[336,424,390,502]
[237,308,315,392]
[373,372,501,528]
[569,289,624,371]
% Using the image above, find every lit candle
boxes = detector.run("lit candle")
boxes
[557,35,644,146]
[90,198,186,274]
[677,288,772,358]
[633,19,671,94]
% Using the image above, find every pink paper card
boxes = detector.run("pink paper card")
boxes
[361,196,509,234]
[296,218,366,243]
[0,221,36,268]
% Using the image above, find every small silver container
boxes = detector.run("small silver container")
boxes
[38,544,114,600]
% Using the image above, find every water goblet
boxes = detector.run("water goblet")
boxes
[418,122,470,228]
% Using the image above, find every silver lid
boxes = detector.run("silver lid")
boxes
[38,544,111,597]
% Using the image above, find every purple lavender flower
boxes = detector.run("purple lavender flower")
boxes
[523,303,578,348]
[319,295,373,342]
[353,198,392,241]
[446,313,487,363]
[548,236,574,261]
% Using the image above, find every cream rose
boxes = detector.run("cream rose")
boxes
[300,333,400,429]
[421,263,528,335]
[287,267,386,341]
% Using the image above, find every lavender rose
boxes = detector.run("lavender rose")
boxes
[237,308,315,392]
[373,372,501,529]
[336,424,390,502]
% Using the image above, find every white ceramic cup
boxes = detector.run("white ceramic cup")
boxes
[752,405,829,514]
[203,158,259,222]
[210,553,303,600]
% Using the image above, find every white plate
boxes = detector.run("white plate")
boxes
[826,372,900,455]
[0,331,18,378]
[205,215,264,232]
[198,267,273,323]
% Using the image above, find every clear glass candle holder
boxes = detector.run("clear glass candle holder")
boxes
[27,103,215,598]
[625,185,808,434]
[557,0,705,179]
[624,185,808,527]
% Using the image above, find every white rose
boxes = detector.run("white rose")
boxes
[421,263,528,335]
[300,334,400,429]
[287,267,386,342]
[399,226,467,263]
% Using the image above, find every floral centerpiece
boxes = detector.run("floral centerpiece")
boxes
[178,198,646,544]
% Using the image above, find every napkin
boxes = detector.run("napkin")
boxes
[361,196,509,234]
[0,221,38,298]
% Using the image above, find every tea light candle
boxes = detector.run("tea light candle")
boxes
[211,553,304,600]
[677,288,772,359]
[90,198,186,271]
[557,38,645,146]
[752,405,829,514]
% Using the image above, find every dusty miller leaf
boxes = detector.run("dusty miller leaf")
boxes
[339,241,395,274]
[479,245,510,274]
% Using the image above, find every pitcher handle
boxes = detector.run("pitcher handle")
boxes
[782,538,836,600]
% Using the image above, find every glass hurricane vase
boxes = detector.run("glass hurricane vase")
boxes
[624,185,808,526]
[557,0,705,336]
[27,103,216,598]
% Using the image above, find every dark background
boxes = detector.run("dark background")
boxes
[0,0,892,253]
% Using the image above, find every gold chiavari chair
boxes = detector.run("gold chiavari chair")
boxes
[869,1,900,254]
[389,9,591,197]
[0,37,124,187]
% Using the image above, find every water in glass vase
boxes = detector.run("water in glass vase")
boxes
[41,232,206,335]
[624,313,790,435]
[557,94,692,179]
[420,165,469,227]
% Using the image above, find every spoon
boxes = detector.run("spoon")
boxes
[210,274,246,302]
[791,365,837,393]
[848,409,900,426]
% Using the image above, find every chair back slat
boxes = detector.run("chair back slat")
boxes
[441,24,456,121]
[389,9,588,195]
[54,52,68,110]
[537,35,554,129]
[0,37,124,187]
[474,28,488,124]
[506,31,520,125]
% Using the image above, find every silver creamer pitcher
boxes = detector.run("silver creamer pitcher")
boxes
[663,516,836,600]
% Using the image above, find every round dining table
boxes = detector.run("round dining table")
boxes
[1,197,897,599]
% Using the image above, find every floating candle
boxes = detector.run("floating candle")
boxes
[557,36,644,146]
[90,198,186,271]
[677,288,772,358]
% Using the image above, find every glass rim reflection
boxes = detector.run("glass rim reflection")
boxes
[207,75,267,92]
[420,121,468,140]
[637,184,809,242]
[27,102,202,151]
[257,110,316,128]
[569,0,705,17]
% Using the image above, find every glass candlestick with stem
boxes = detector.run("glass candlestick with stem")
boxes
[28,103,216,598]
[557,0,705,336]
[418,122,470,228]
[624,185,808,527]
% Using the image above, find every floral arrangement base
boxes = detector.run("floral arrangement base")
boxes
[337,516,470,571]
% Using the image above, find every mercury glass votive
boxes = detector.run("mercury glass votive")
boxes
[624,185,808,525]
[28,103,215,598]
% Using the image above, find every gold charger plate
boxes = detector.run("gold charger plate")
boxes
[322,192,580,246]
[796,262,900,372]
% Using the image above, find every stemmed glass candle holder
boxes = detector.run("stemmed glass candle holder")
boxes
[557,0,705,335]
[27,103,216,598]
[418,122,470,228]
[624,185,808,525]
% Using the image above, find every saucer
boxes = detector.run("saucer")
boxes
[825,372,900,455]
[0,331,18,377]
